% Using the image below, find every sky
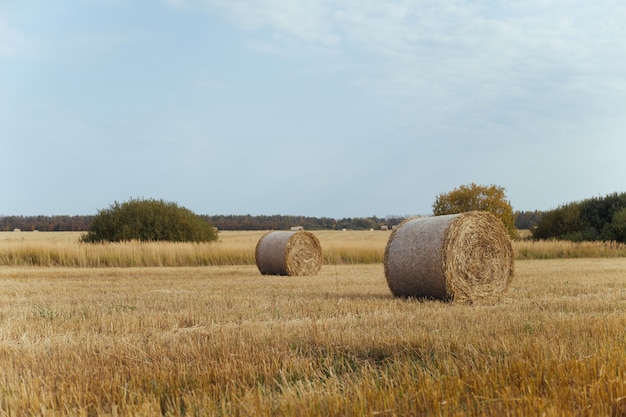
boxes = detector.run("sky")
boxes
[2,0,625,219]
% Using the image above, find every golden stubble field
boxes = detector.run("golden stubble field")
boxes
[1,231,626,416]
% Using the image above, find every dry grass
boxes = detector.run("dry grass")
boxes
[2,230,626,269]
[1,259,626,416]
[514,239,626,259]
[0,231,258,267]
[0,230,388,267]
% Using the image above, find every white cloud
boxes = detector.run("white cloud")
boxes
[0,16,26,55]
[187,0,626,99]
[203,0,340,46]
[163,0,190,7]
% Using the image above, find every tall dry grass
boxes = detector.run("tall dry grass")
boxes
[2,230,626,268]
[0,231,258,267]
[1,260,626,416]
[0,230,386,267]
[514,239,626,259]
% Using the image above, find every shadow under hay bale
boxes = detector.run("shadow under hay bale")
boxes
[384,211,514,304]
[255,231,322,276]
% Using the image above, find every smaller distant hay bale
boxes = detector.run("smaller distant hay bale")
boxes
[384,211,514,304]
[255,231,322,276]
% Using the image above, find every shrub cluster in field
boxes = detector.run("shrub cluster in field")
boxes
[532,192,626,242]
[81,198,218,243]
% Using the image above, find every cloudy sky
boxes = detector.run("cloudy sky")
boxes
[2,1,625,218]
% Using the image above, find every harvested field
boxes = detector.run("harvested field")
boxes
[1,259,626,416]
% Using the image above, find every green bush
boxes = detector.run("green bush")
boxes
[580,193,626,239]
[532,192,626,243]
[81,198,218,243]
[532,202,584,240]
[605,207,626,242]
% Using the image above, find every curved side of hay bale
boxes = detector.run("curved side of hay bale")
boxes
[384,215,456,300]
[255,231,322,276]
[255,231,292,276]
[384,211,514,303]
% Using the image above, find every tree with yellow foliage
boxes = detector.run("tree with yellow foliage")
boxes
[432,183,517,239]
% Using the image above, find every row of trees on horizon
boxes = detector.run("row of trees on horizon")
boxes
[5,187,625,243]
[0,211,544,233]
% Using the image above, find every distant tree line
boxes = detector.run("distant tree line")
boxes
[514,210,544,230]
[2,212,540,232]
[0,215,93,232]
[202,214,408,231]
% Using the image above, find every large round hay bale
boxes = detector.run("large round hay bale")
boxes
[384,211,514,303]
[255,231,322,276]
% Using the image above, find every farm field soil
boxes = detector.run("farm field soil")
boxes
[1,259,626,416]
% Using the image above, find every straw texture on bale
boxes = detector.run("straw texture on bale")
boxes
[255,231,322,276]
[384,211,514,303]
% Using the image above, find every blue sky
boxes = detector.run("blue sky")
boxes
[2,0,625,218]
